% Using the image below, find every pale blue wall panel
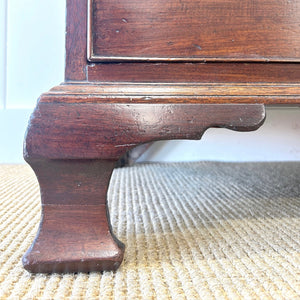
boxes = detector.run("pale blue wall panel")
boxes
[0,0,7,109]
[6,0,65,109]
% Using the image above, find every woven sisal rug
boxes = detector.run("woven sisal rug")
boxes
[0,162,299,299]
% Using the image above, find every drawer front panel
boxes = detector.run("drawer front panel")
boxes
[88,0,300,62]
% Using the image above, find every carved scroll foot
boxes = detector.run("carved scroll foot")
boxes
[23,89,265,273]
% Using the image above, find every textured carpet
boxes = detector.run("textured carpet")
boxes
[0,162,299,299]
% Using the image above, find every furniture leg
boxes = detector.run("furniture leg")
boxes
[22,159,124,273]
[23,99,265,273]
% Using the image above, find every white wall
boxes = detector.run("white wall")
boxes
[5,0,65,109]
[1,0,300,164]
[0,0,7,110]
[0,0,65,163]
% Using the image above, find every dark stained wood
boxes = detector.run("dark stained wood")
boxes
[28,159,115,205]
[88,63,300,84]
[89,0,300,62]
[23,98,265,273]
[25,102,266,160]
[23,0,300,274]
[41,83,300,105]
[22,159,124,273]
[65,0,87,81]
[23,204,123,273]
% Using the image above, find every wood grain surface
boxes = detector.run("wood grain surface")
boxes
[23,159,124,273]
[23,99,265,272]
[40,83,300,105]
[65,0,87,81]
[25,0,300,274]
[89,0,300,61]
[25,101,266,160]
[87,63,300,84]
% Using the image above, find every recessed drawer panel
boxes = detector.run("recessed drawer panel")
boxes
[88,0,300,62]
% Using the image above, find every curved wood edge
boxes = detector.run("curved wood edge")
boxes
[23,99,265,273]
[25,102,265,160]
[22,159,124,273]
[23,204,125,273]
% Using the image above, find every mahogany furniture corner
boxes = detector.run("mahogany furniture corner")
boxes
[23,0,300,273]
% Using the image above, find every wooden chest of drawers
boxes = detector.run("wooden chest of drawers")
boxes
[23,0,300,273]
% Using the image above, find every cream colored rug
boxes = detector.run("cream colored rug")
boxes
[0,162,299,299]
